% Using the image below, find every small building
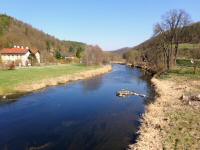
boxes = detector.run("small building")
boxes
[63,52,76,60]
[65,56,75,60]
[0,46,40,66]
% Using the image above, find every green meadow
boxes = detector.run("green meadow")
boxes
[0,64,98,95]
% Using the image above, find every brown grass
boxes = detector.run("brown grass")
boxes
[130,76,200,150]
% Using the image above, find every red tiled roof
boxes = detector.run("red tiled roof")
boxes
[0,48,29,55]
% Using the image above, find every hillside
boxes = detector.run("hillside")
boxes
[0,14,86,62]
[115,22,200,56]
[112,47,133,55]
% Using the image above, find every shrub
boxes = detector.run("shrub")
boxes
[55,50,62,59]
[46,55,56,63]
[15,59,22,66]
[82,45,105,66]
[0,57,3,70]
[7,61,15,70]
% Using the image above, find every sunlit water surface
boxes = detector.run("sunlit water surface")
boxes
[0,65,153,150]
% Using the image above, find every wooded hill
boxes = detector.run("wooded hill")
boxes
[116,22,200,57]
[0,14,86,62]
[114,9,200,73]
[112,47,132,55]
[117,21,200,73]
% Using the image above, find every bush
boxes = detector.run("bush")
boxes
[55,50,62,59]
[82,45,104,66]
[15,59,22,66]
[46,55,56,63]
[76,47,84,59]
[0,58,3,70]
[7,61,15,70]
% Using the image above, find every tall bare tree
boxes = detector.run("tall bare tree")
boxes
[154,9,191,70]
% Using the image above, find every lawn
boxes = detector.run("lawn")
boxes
[0,64,98,95]
[160,66,200,80]
[176,59,193,67]
[159,58,200,80]
[177,43,200,59]
[178,43,200,49]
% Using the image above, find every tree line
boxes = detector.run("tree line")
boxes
[123,9,200,73]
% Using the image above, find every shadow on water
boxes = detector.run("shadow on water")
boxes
[0,65,154,150]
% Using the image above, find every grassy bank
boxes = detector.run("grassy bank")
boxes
[130,67,200,149]
[162,66,200,79]
[0,64,106,96]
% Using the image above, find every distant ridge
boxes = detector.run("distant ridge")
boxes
[112,47,133,55]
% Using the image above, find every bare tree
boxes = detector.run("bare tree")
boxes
[82,45,104,66]
[154,9,191,70]
[124,50,141,65]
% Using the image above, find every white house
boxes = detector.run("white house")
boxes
[0,46,40,66]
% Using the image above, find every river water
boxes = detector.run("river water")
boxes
[0,65,153,150]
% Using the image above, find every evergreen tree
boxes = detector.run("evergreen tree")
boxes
[55,50,62,59]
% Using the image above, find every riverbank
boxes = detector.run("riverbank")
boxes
[129,67,200,149]
[0,64,112,99]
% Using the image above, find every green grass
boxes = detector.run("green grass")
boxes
[176,59,193,67]
[178,43,200,49]
[169,67,200,78]
[160,58,200,79]
[159,66,200,80]
[177,59,200,67]
[178,43,200,59]
[0,64,98,95]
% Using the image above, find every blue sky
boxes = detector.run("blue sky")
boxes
[1,0,200,50]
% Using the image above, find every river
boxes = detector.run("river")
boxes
[0,65,154,150]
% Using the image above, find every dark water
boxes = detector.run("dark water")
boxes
[0,65,153,150]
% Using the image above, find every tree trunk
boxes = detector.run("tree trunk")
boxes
[167,54,170,71]
[174,42,179,66]
[194,64,197,74]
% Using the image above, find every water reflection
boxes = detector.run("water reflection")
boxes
[81,76,103,92]
[0,65,153,150]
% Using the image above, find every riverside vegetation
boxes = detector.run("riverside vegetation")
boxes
[116,9,200,149]
[130,67,200,149]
